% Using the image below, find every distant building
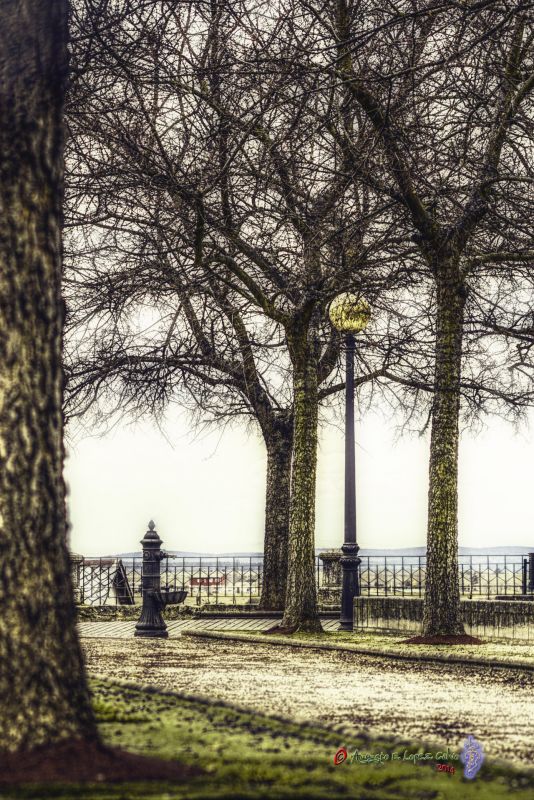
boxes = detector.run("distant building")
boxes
[189,575,227,587]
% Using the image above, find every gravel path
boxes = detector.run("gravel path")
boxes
[82,635,534,767]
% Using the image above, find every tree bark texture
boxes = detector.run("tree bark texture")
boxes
[281,337,322,632]
[258,416,293,611]
[423,261,466,636]
[0,0,98,751]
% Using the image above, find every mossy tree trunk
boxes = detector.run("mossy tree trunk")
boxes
[281,329,322,633]
[0,0,98,752]
[423,259,466,636]
[258,414,293,611]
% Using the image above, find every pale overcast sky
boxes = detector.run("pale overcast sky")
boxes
[64,403,534,556]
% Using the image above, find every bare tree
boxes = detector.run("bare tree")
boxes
[320,0,534,636]
[64,231,298,610]
[66,0,399,630]
[66,1,532,638]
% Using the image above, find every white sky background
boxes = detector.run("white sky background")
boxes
[65,404,534,556]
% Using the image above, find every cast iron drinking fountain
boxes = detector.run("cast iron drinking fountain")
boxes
[134,520,187,638]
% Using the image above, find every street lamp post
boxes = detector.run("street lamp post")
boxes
[328,293,371,631]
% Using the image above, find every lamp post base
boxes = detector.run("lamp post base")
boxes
[339,542,361,632]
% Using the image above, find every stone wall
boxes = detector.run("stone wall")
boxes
[75,604,276,621]
[354,596,534,641]
[76,604,195,621]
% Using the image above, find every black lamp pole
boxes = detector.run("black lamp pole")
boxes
[339,332,361,630]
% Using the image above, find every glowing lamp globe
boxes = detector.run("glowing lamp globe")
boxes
[328,293,371,333]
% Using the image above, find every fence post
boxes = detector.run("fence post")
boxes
[70,553,83,605]
[529,553,534,593]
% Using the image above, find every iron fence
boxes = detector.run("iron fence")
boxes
[74,552,533,606]
[359,554,531,599]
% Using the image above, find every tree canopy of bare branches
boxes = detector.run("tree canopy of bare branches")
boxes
[66,0,533,633]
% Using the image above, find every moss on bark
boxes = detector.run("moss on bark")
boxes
[423,262,466,636]
[281,331,322,633]
[258,416,293,611]
[0,0,98,751]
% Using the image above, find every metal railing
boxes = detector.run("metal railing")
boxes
[359,554,532,599]
[74,552,534,606]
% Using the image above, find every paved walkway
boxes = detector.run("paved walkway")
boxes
[81,629,534,768]
[78,617,341,638]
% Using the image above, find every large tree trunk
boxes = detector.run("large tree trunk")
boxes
[281,337,322,632]
[0,0,98,752]
[423,261,466,636]
[258,415,293,611]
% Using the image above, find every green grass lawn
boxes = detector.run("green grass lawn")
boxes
[2,679,533,800]
[199,629,534,667]
[300,630,534,662]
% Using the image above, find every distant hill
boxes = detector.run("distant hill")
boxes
[458,546,533,555]
[105,545,532,559]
